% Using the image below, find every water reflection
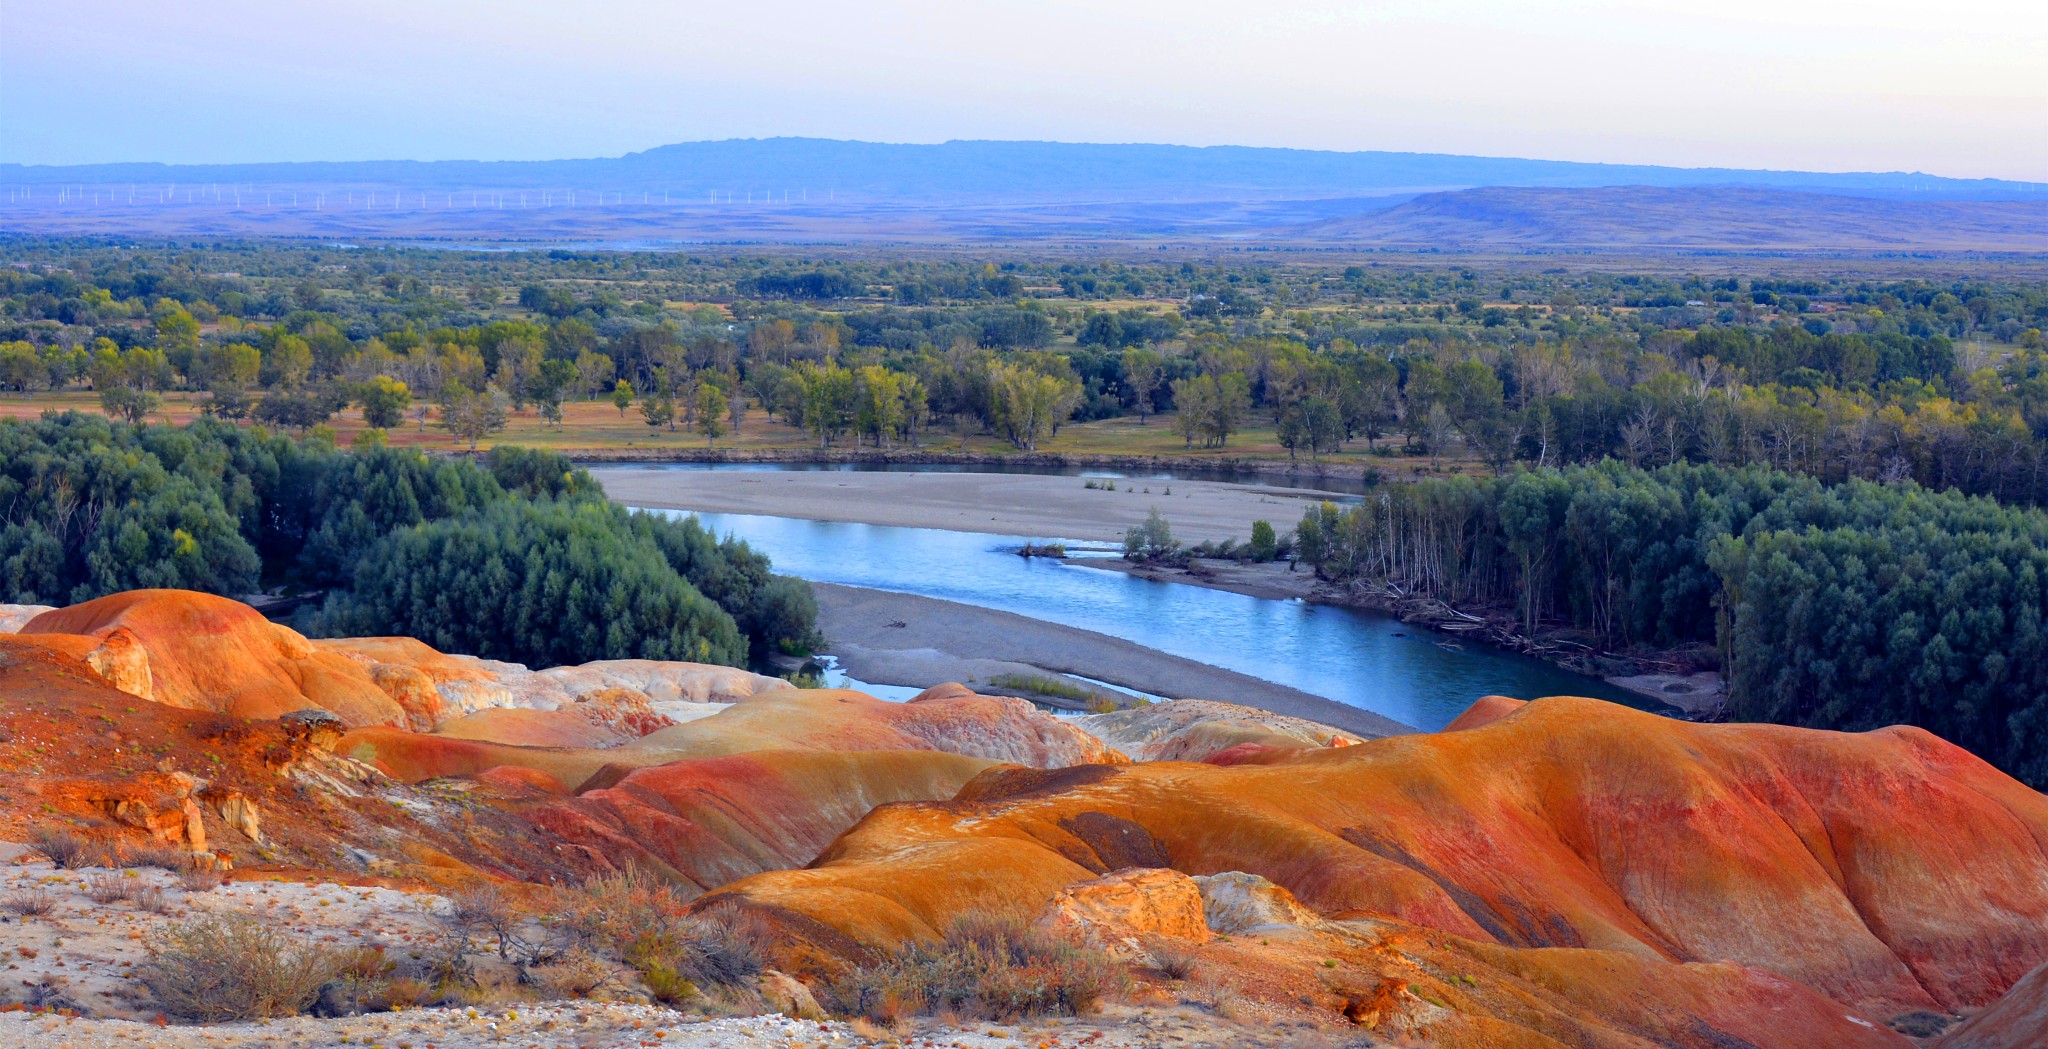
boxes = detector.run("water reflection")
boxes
[646,508,1658,731]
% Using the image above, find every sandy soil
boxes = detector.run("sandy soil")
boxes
[0,1002,1358,1049]
[594,468,1347,546]
[814,583,1411,739]
[0,861,1353,1049]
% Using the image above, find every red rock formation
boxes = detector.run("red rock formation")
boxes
[341,686,1119,789]
[1938,961,2048,1049]
[19,590,407,725]
[527,749,997,893]
[704,696,2048,1028]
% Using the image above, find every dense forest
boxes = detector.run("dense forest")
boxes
[1293,461,2048,789]
[0,414,818,668]
[0,241,2044,500]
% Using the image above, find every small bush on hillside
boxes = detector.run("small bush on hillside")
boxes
[30,827,91,869]
[566,873,772,1003]
[176,868,223,893]
[2,887,56,918]
[140,912,345,1021]
[833,910,1121,1021]
[83,871,138,904]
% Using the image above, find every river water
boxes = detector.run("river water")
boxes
[642,506,1661,732]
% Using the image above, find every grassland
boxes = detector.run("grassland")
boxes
[0,391,1462,476]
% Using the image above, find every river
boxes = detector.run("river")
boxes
[642,506,1663,732]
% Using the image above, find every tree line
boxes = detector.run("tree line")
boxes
[0,415,818,668]
[1294,460,2048,788]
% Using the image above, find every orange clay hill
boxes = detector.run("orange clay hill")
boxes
[700,695,2048,1046]
[5,587,2047,1046]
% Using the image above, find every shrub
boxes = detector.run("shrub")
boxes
[83,871,138,904]
[2,887,56,918]
[139,913,345,1021]
[836,910,1120,1021]
[568,875,768,997]
[30,827,91,869]
[1148,940,1201,981]
[121,844,199,872]
[176,868,223,893]
[132,884,174,915]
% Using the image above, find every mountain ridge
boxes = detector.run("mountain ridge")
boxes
[5,137,2040,202]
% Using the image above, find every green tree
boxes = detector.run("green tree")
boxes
[1248,520,1278,562]
[359,375,412,429]
[441,383,510,448]
[1123,507,1178,562]
[611,379,635,417]
[695,382,728,447]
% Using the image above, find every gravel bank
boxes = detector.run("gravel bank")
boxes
[594,468,1346,546]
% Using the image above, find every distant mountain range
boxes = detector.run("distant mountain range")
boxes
[2,138,2042,250]
[6,137,2042,201]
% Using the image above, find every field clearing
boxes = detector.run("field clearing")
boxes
[0,391,1469,474]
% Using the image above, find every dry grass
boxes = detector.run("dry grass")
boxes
[30,826,93,869]
[176,868,223,893]
[1148,939,1202,981]
[83,871,140,904]
[3,886,57,918]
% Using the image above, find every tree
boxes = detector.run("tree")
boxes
[264,335,313,389]
[1248,520,1278,562]
[99,385,160,424]
[528,358,577,429]
[855,366,906,448]
[1278,396,1342,462]
[990,363,1080,451]
[1122,348,1164,424]
[1123,508,1178,562]
[359,376,412,429]
[440,383,510,449]
[611,380,635,417]
[639,392,676,432]
[794,362,857,447]
[1422,403,1455,468]
[726,385,749,438]
[695,382,728,447]
[255,389,336,434]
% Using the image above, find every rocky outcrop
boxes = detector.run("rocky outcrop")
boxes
[1034,868,1212,955]
[1072,698,1361,762]
[1195,871,1324,935]
[704,695,2048,1028]
[14,590,793,733]
[0,603,54,633]
[19,590,408,725]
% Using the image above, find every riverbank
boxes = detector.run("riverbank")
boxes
[1074,557,1716,716]
[577,444,1398,485]
[595,466,1348,546]
[811,582,1415,739]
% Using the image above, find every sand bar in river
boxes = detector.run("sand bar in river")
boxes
[593,467,1348,546]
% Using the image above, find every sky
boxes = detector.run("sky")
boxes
[4,0,2045,180]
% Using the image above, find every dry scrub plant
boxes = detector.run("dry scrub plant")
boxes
[833,910,1122,1022]
[139,912,345,1021]
[2,886,56,918]
[29,827,92,869]
[565,871,771,1005]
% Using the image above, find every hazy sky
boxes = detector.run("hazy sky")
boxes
[5,0,2044,179]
